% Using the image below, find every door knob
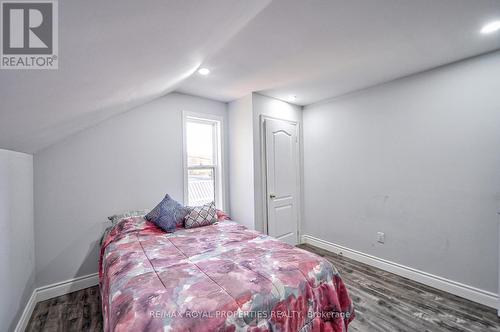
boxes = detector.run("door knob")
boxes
[269,193,276,199]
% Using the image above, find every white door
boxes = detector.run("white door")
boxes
[264,118,299,245]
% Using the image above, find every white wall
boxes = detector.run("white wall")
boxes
[0,149,34,332]
[228,95,255,229]
[303,51,500,294]
[34,92,228,287]
[227,93,302,232]
[252,93,303,233]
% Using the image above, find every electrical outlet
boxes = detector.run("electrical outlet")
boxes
[377,232,385,244]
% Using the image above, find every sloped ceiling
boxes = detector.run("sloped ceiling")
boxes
[1,0,500,153]
[0,0,271,153]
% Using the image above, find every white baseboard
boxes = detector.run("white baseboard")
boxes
[301,234,498,309]
[15,273,99,332]
[14,289,37,332]
[36,272,99,302]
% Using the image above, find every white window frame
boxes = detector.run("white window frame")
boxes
[182,111,225,210]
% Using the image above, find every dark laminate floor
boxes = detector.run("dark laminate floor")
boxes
[26,286,102,332]
[26,245,500,332]
[299,244,500,332]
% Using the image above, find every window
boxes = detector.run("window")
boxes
[183,113,224,209]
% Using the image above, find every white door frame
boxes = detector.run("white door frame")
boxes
[260,115,302,241]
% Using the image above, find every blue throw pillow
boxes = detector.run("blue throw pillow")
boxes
[145,194,188,232]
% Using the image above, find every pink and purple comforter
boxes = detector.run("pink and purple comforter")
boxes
[99,217,354,332]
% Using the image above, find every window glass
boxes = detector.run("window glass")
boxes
[187,168,215,206]
[186,121,214,166]
[185,116,222,208]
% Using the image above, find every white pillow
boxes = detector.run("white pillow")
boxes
[107,209,149,225]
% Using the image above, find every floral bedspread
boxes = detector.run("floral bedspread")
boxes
[99,217,354,332]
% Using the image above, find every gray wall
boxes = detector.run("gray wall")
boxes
[0,149,34,332]
[227,93,302,232]
[34,92,228,287]
[303,51,500,294]
[251,93,303,233]
[228,95,255,230]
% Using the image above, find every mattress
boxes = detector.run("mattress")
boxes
[99,217,354,331]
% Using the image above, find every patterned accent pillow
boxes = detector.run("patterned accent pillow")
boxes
[184,202,218,229]
[107,209,149,225]
[145,194,188,232]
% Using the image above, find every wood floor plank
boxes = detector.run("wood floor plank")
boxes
[26,287,102,332]
[298,244,500,332]
[25,245,500,331]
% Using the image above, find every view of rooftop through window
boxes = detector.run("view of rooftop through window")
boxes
[186,119,219,206]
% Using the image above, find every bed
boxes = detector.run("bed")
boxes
[99,216,354,332]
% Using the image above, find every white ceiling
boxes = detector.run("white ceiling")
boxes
[0,0,271,153]
[178,0,500,104]
[1,0,500,153]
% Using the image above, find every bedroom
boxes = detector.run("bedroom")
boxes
[1,0,500,331]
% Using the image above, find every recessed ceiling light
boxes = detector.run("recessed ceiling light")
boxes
[481,21,500,34]
[198,68,210,75]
